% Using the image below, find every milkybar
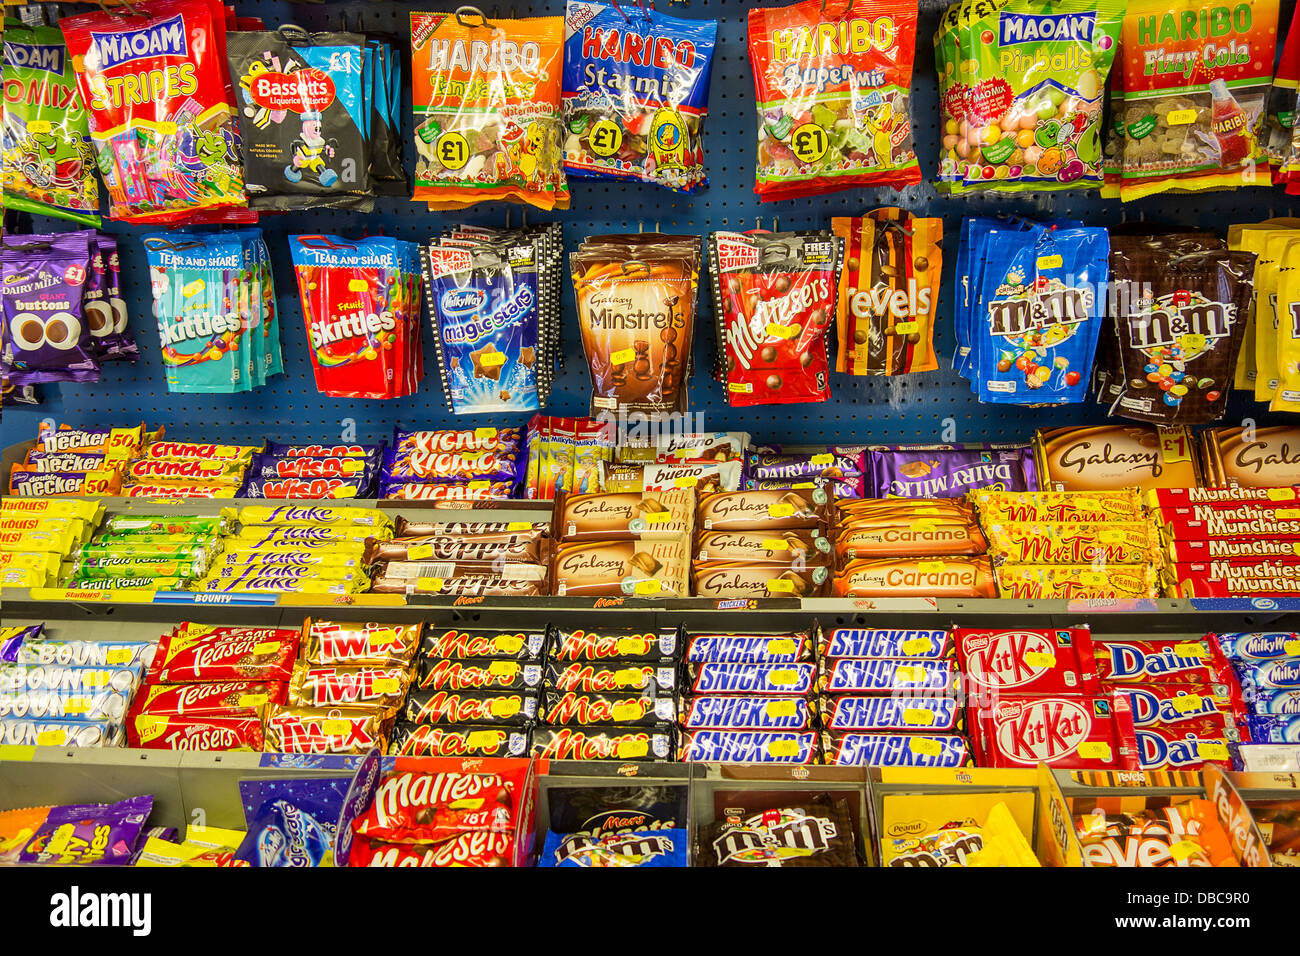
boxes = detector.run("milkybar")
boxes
[833,557,995,598]
[556,489,694,541]
[552,538,690,598]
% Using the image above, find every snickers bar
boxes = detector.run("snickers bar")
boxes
[821,733,970,767]
[679,729,817,763]
[685,632,811,664]
[818,628,948,660]
[817,658,954,694]
[688,662,816,696]
[678,695,813,730]
[819,695,962,733]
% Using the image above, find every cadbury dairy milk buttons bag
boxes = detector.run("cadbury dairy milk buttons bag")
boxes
[1,230,99,385]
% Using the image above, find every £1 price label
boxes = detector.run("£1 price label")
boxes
[791,123,829,163]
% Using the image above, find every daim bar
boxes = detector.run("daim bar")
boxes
[1092,639,1221,684]
[1134,722,1237,772]
[1111,684,1237,729]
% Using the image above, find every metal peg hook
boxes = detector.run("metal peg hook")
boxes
[455,6,492,29]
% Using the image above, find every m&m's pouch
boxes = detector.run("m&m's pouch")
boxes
[974,225,1109,404]
[708,229,842,406]
[747,0,921,201]
[60,0,248,223]
[2,22,100,225]
[561,1,718,193]
[423,239,542,415]
[410,8,568,210]
[226,27,372,211]
[1,231,101,386]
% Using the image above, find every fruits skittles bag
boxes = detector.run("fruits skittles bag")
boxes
[59,0,247,223]
[410,8,568,210]
[2,22,101,225]
[747,0,921,202]
[973,225,1109,404]
[935,0,1122,192]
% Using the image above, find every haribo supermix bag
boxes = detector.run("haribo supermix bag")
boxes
[562,1,717,192]
[747,0,921,201]
[59,0,247,223]
[709,230,843,405]
[410,9,568,210]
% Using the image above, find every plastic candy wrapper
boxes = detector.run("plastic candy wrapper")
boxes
[1,231,100,386]
[234,777,349,867]
[18,794,152,865]
[696,798,858,866]
[747,0,920,201]
[1116,0,1278,201]
[1103,237,1255,425]
[524,415,612,498]
[1075,800,1238,867]
[935,0,1121,193]
[0,806,51,864]
[352,767,524,844]
[291,234,423,399]
[422,238,542,414]
[89,234,137,362]
[864,445,1036,497]
[226,27,373,212]
[833,208,941,376]
[410,9,569,210]
[966,224,1110,404]
[2,22,100,225]
[143,229,282,394]
[1265,8,1300,181]
[708,229,842,406]
[541,827,687,867]
[60,0,248,223]
[572,233,700,416]
[561,2,717,193]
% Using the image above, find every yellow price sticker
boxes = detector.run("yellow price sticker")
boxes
[766,638,796,655]
[588,119,623,157]
[917,561,946,574]
[1285,640,1300,656]
[611,347,636,365]
[251,642,280,655]
[321,719,352,736]
[768,668,799,686]
[62,698,89,714]
[468,480,489,491]
[1079,571,1108,586]
[611,700,643,721]
[489,697,521,717]
[372,678,401,694]
[1266,487,1297,501]
[506,522,531,531]
[1278,509,1300,519]
[493,635,523,654]
[766,739,802,758]
[36,730,66,746]
[614,668,646,687]
[810,454,833,466]
[475,427,498,439]
[634,579,661,596]
[895,665,925,684]
[645,511,672,524]
[347,278,370,293]
[768,503,795,518]
[615,637,647,655]
[903,707,935,726]
[488,661,518,677]
[908,737,942,757]
[765,322,800,340]
[416,577,444,593]
[1024,651,1057,668]
[790,122,829,162]
[900,637,932,656]
[761,538,790,551]
[436,131,470,170]
[1036,254,1063,269]
[407,544,434,560]
[465,730,501,749]
[1169,839,1203,861]
[368,629,400,647]
[1170,694,1205,714]
[1159,430,1192,464]
[481,351,506,367]
[1166,108,1197,126]
[1098,528,1124,544]
[894,321,919,334]
[238,694,268,707]
[1173,642,1206,658]
[675,475,698,489]
[1078,741,1112,760]
[182,279,205,297]
[616,738,649,759]
[1197,742,1231,761]
[105,648,133,665]
[765,700,798,718]
[767,579,796,594]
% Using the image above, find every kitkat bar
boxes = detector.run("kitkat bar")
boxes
[1133,720,1237,772]
[970,694,1140,770]
[1093,638,1223,684]
[834,556,996,598]
[128,713,265,751]
[955,627,1099,696]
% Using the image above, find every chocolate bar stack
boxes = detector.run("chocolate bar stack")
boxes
[742,446,867,499]
[692,488,833,599]
[1151,486,1300,598]
[241,440,383,499]
[818,628,969,767]
[2,625,156,749]
[129,622,300,752]
[600,431,749,496]
[959,625,1142,772]
[390,626,546,758]
[832,497,995,599]
[62,509,228,594]
[368,514,552,598]
[1209,632,1300,749]
[1,497,103,588]
[971,489,1162,600]
[678,626,819,764]
[551,489,693,598]
[1198,426,1300,489]
[379,427,525,500]
[275,620,419,755]
[1097,635,1239,773]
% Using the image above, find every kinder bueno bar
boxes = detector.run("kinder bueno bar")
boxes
[1093,639,1219,685]
[1112,684,1236,728]
[142,442,260,462]
[543,690,676,726]
[818,658,954,694]
[639,460,742,494]
[973,695,1139,769]
[835,520,988,560]
[388,723,532,758]
[984,522,1157,564]
[821,732,970,767]
[971,489,1143,524]
[421,628,547,661]
[547,660,677,695]
[266,442,383,459]
[288,665,411,708]
[1134,721,1236,772]
[691,562,831,599]
[688,662,815,696]
[679,730,816,763]
[129,713,265,751]
[392,427,524,455]
[531,725,674,761]
[552,538,690,598]
[401,689,540,726]
[131,680,286,717]
[263,705,393,754]
[1244,714,1300,742]
[955,627,1099,695]
[679,695,813,730]
[820,695,961,733]
[416,658,544,692]
[657,431,749,461]
[695,530,833,563]
[834,557,996,598]
[148,629,299,684]
[1164,537,1300,562]
[685,632,811,663]
[1242,688,1300,715]
[556,489,694,540]
[994,564,1159,600]
[550,627,680,661]
[696,488,829,531]
[0,687,133,723]
[302,621,422,667]
[1213,632,1300,661]
[15,639,155,669]
[819,629,948,660]
[0,717,121,747]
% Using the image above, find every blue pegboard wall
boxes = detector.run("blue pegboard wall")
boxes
[5,0,1300,447]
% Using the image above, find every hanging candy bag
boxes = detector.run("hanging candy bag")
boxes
[709,230,841,406]
[2,22,101,225]
[1,231,100,386]
[747,0,920,202]
[410,8,568,210]
[1271,251,1300,413]
[561,1,717,192]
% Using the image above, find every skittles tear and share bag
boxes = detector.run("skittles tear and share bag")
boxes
[59,0,247,223]
[935,0,1122,192]
[1116,0,1279,201]
[2,21,101,225]
[747,0,921,202]
[561,1,718,192]
[410,10,569,210]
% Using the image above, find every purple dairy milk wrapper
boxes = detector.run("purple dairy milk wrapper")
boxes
[1,231,100,386]
[18,793,153,865]
[865,446,1037,498]
[94,234,136,362]
[744,451,866,481]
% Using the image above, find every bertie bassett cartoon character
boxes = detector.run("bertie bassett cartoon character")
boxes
[286,111,338,187]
